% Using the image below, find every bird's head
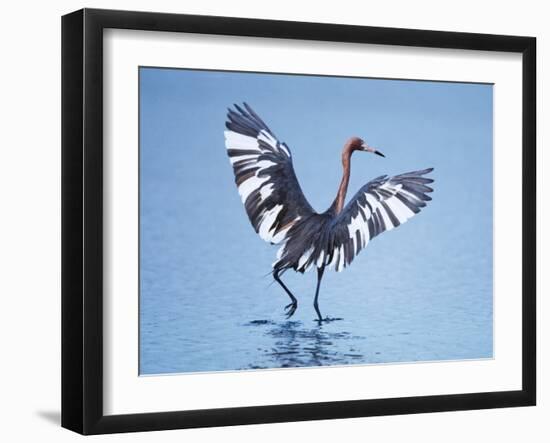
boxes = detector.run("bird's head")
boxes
[347,136,385,157]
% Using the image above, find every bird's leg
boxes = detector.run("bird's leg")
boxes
[273,269,298,318]
[313,266,325,323]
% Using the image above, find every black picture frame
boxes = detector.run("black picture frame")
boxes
[62,8,536,435]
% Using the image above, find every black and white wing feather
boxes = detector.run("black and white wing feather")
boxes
[326,168,434,271]
[224,103,315,244]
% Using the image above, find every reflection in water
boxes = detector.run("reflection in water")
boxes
[244,320,366,369]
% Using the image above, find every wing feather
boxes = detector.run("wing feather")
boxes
[325,168,434,271]
[224,103,315,244]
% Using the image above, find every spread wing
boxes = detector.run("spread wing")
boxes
[326,168,434,271]
[224,103,316,244]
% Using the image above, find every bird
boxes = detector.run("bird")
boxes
[224,103,434,322]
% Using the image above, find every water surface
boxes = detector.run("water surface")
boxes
[139,68,493,374]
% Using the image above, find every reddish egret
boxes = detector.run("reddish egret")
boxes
[225,103,434,322]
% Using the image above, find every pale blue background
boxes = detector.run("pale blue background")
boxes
[139,67,493,375]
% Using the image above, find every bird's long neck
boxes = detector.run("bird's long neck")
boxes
[332,144,353,215]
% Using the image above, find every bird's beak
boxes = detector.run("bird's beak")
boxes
[362,143,385,158]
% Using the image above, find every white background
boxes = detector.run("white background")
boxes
[0,0,546,441]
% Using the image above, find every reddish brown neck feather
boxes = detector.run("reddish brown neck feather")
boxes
[333,140,356,214]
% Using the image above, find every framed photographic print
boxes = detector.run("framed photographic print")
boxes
[61,8,536,435]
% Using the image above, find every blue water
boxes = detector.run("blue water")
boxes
[139,68,493,375]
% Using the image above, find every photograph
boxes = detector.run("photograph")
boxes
[138,67,494,375]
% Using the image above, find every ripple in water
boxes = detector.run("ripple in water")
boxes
[243,320,366,370]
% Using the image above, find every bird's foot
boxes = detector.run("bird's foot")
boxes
[284,301,298,318]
